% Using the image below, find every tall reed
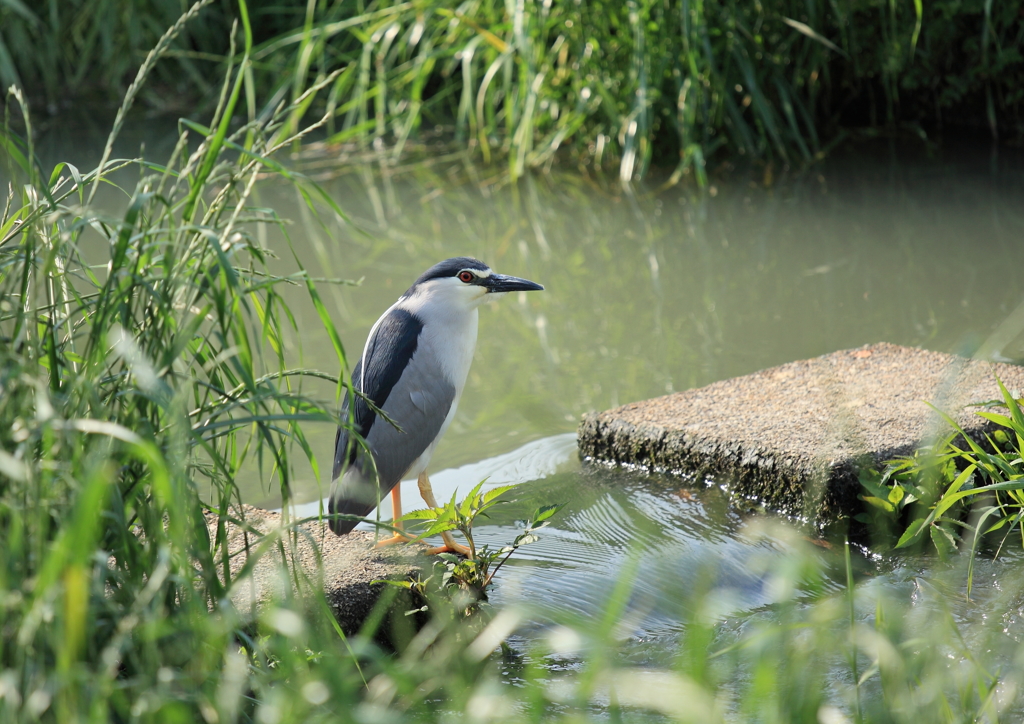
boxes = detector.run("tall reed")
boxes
[4,0,1021,183]
[0,2,357,717]
[242,0,1024,182]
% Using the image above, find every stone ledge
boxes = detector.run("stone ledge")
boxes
[578,343,1024,524]
[208,505,422,637]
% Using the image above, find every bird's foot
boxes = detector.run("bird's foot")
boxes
[420,531,471,558]
[373,532,419,548]
[421,543,471,557]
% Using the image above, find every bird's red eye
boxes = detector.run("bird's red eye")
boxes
[458,271,474,283]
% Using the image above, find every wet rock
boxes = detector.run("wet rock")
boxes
[578,343,1024,524]
[208,504,422,637]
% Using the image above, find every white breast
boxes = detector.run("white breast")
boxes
[395,289,480,478]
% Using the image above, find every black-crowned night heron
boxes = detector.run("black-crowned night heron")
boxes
[328,257,544,555]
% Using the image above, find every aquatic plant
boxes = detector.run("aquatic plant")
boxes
[385,482,563,617]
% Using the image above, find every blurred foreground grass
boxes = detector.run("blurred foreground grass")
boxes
[3,4,1024,722]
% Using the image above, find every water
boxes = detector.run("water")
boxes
[21,122,1024,704]
[255,140,1024,673]
[262,138,1024,506]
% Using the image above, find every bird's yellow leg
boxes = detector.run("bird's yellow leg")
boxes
[373,485,417,547]
[417,471,471,557]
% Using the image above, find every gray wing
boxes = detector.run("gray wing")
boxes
[366,350,455,486]
[328,308,455,535]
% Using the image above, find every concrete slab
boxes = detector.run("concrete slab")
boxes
[578,343,1024,524]
[207,505,422,637]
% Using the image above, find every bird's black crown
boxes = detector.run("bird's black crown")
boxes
[411,257,490,287]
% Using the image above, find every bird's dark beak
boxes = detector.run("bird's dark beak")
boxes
[483,273,544,293]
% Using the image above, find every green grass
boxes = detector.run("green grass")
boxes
[5,4,1024,722]
[4,0,1022,183]
[0,6,357,718]
[859,378,1024,584]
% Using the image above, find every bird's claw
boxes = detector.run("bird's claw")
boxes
[421,531,471,557]
[374,531,470,557]
[420,543,471,557]
[373,532,418,548]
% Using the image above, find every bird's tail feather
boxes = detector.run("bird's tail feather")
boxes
[327,494,375,536]
[328,468,386,536]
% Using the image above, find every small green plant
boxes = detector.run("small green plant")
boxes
[857,438,967,554]
[859,378,1024,573]
[382,482,562,618]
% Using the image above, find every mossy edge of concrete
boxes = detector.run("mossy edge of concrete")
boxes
[577,413,927,523]
[578,343,1024,526]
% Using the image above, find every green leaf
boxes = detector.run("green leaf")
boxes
[895,518,929,549]
[534,504,562,521]
[937,478,1024,508]
[482,484,519,505]
[399,507,446,522]
[930,524,957,560]
[294,258,347,373]
[861,496,895,513]
[929,465,1024,520]
[183,0,253,222]
[976,411,1013,429]
[997,377,1024,430]
[0,127,30,177]
[859,471,888,499]
[372,579,413,589]
[420,518,458,539]
[887,485,905,506]
[966,505,1006,597]
[459,480,487,517]
[932,464,978,517]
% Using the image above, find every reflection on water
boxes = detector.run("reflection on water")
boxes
[288,431,842,658]
[285,433,579,521]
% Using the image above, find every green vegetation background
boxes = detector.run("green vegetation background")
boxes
[3,0,1022,181]
[4,1,1024,722]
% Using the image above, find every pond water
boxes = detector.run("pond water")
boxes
[261,139,1024,684]
[268,137,1024,509]
[24,122,1024,708]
